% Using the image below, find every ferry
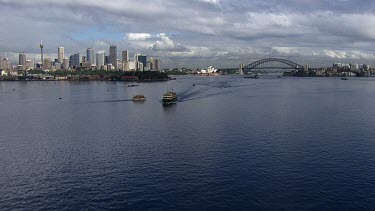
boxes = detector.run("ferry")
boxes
[132,95,146,102]
[162,91,178,105]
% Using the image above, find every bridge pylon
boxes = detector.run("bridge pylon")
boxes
[239,64,244,75]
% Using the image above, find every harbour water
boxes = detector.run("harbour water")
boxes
[1,76,375,209]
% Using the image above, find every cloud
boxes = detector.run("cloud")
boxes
[125,33,152,41]
[152,35,190,52]
[1,0,375,68]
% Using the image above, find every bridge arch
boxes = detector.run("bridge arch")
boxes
[242,58,304,73]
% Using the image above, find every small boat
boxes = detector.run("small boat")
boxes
[341,77,348,80]
[128,84,139,87]
[162,91,178,105]
[244,74,259,79]
[133,95,146,102]
[277,76,282,78]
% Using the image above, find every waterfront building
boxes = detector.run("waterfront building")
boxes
[25,59,34,70]
[87,48,94,65]
[3,58,10,69]
[122,50,129,62]
[58,47,64,63]
[154,58,160,70]
[149,57,154,70]
[107,64,113,71]
[0,56,2,69]
[43,58,52,70]
[138,55,147,71]
[117,60,122,71]
[69,53,80,68]
[63,58,69,69]
[82,56,87,63]
[134,53,141,62]
[19,53,26,66]
[146,61,151,70]
[128,61,136,71]
[109,46,117,69]
[122,61,129,71]
[105,55,110,65]
[53,61,61,70]
[350,64,359,70]
[96,52,105,68]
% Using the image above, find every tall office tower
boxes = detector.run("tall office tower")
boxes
[63,58,69,69]
[149,57,154,70]
[154,58,160,70]
[3,58,10,69]
[96,52,105,68]
[58,47,64,63]
[19,53,26,66]
[69,53,80,67]
[109,45,117,69]
[105,55,109,65]
[87,48,94,65]
[134,53,140,62]
[40,40,44,66]
[43,58,52,70]
[25,60,34,69]
[138,55,147,70]
[82,56,87,63]
[122,50,129,62]
[0,56,3,69]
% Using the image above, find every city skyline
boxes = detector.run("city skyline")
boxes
[1,0,375,68]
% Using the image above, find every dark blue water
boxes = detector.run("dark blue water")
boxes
[1,76,375,210]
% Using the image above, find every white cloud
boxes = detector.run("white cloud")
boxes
[2,0,375,67]
[125,33,152,41]
[152,35,189,52]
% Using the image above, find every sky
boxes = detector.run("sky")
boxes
[1,0,375,68]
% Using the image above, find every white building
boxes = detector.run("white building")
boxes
[63,58,69,69]
[96,52,105,68]
[200,66,218,74]
[58,47,64,63]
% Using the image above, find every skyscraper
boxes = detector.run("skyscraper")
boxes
[109,45,117,69]
[122,50,129,62]
[63,58,69,69]
[69,53,80,68]
[0,56,2,69]
[96,52,105,68]
[154,58,160,70]
[3,58,10,69]
[19,53,26,66]
[134,53,140,62]
[87,48,94,65]
[138,55,147,71]
[43,58,52,70]
[58,47,64,63]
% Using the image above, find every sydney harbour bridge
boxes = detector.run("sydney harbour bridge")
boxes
[219,58,311,74]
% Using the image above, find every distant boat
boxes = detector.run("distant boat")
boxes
[341,77,348,80]
[162,91,178,105]
[244,74,259,79]
[128,84,139,87]
[132,95,146,102]
[277,76,282,78]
